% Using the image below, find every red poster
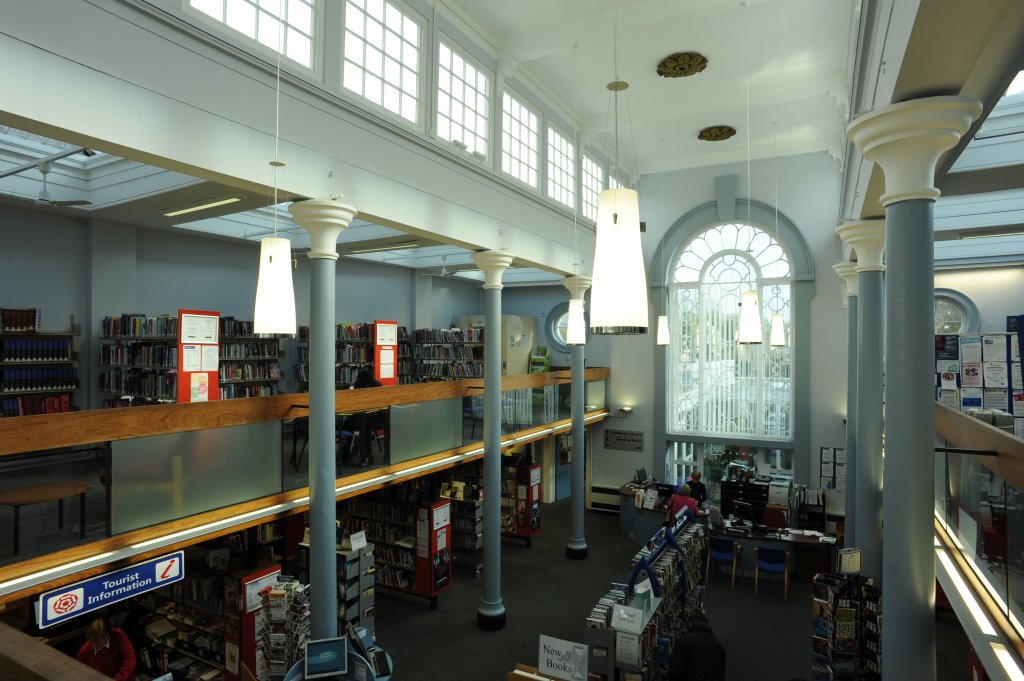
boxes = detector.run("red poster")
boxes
[374,319,399,386]
[176,309,220,403]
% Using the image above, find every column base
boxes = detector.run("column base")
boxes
[477,607,507,631]
[565,543,589,560]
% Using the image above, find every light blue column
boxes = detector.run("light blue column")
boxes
[848,94,981,681]
[473,249,514,630]
[563,275,591,559]
[290,199,356,640]
[883,199,934,679]
[857,268,884,582]
[833,260,859,546]
[837,218,886,583]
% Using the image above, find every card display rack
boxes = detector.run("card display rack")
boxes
[811,573,881,681]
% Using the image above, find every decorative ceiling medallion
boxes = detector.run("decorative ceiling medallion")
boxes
[698,125,736,142]
[656,52,708,78]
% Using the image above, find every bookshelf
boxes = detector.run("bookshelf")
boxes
[98,313,178,408]
[136,595,226,681]
[501,457,541,546]
[338,480,451,609]
[0,313,80,417]
[218,318,284,400]
[411,327,483,382]
[438,461,484,553]
[296,322,374,390]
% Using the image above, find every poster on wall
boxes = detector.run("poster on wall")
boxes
[177,309,219,403]
[374,319,399,386]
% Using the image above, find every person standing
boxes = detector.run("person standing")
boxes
[688,470,708,508]
[76,616,136,681]
[667,612,726,681]
[665,483,699,525]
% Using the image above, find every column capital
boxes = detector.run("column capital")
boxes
[833,260,859,299]
[562,275,592,300]
[472,249,515,289]
[836,219,885,272]
[289,198,357,260]
[847,96,981,207]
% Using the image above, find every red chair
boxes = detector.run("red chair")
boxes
[761,507,788,529]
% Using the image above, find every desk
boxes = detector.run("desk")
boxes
[0,481,89,554]
[710,523,836,580]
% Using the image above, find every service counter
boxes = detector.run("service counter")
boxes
[618,484,708,545]
[710,521,837,580]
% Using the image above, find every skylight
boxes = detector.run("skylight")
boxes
[1006,70,1024,97]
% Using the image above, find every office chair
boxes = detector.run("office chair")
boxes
[706,536,742,587]
[760,507,788,530]
[754,547,791,599]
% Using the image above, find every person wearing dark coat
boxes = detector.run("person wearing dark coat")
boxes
[667,612,726,681]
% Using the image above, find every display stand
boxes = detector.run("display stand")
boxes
[502,461,541,546]
[282,627,392,681]
[224,564,282,681]
[811,572,881,681]
[414,500,452,609]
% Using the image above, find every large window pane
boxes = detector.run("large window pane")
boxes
[343,0,420,122]
[436,40,490,157]
[190,0,315,67]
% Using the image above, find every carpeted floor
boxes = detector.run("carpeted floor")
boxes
[375,499,971,681]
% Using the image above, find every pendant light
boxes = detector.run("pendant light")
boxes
[566,45,587,347]
[590,0,648,335]
[769,123,786,347]
[254,29,296,334]
[656,138,669,346]
[735,2,761,345]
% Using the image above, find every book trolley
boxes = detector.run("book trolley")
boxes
[584,513,706,681]
[811,573,882,681]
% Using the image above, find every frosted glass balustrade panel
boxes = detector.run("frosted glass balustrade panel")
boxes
[389,398,462,463]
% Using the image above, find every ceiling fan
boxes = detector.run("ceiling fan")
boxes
[35,161,91,208]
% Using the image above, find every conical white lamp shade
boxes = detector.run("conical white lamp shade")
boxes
[590,188,649,334]
[567,299,587,346]
[254,237,296,334]
[738,290,762,344]
[770,313,786,347]
[656,315,669,346]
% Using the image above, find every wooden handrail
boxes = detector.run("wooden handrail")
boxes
[0,621,112,681]
[0,368,610,456]
[935,402,1024,492]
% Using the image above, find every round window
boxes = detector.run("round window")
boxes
[546,302,583,354]
[934,289,979,334]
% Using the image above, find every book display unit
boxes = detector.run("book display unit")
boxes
[811,573,881,681]
[411,327,483,381]
[501,456,541,546]
[296,539,377,636]
[584,520,706,681]
[218,318,284,400]
[0,310,79,417]
[98,313,178,407]
[439,462,484,553]
[338,481,451,609]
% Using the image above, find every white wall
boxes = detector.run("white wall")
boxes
[936,266,1024,332]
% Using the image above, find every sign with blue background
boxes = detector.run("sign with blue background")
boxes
[38,551,185,629]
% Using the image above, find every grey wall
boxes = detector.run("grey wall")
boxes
[431,277,483,328]
[936,267,1024,332]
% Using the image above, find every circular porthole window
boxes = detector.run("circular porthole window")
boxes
[546,302,585,354]
[934,289,979,334]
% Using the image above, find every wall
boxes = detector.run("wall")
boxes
[431,277,483,329]
[936,266,1024,332]
[503,286,574,367]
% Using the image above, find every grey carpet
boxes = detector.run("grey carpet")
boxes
[374,499,971,681]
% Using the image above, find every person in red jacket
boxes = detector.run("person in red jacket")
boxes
[665,483,699,525]
[76,616,136,681]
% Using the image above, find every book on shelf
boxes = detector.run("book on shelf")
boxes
[0,307,42,332]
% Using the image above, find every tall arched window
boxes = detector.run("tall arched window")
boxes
[668,222,793,441]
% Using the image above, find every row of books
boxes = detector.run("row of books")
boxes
[412,344,482,360]
[376,544,416,568]
[294,363,374,385]
[219,317,273,337]
[1,367,77,392]
[219,383,279,399]
[102,313,179,338]
[0,338,71,362]
[298,322,379,342]
[218,362,281,382]
[415,361,484,378]
[1,393,72,417]
[413,327,483,343]
[99,342,177,368]
[0,307,42,332]
[345,497,418,524]
[219,341,279,360]
[338,515,412,546]
[98,370,177,397]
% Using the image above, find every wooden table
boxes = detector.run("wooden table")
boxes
[0,481,89,554]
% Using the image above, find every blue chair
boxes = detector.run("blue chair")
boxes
[706,536,742,587]
[754,547,791,599]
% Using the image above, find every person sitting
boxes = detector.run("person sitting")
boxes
[688,470,708,508]
[667,612,726,681]
[665,484,699,525]
[76,616,136,681]
[352,369,385,467]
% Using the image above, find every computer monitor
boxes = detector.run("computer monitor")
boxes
[708,505,725,530]
[636,467,648,483]
[732,500,754,525]
[305,636,349,679]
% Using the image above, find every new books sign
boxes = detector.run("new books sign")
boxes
[37,551,184,628]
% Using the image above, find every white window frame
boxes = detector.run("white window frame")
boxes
[546,124,576,210]
[608,173,625,190]
[434,35,492,160]
[500,89,541,191]
[185,0,322,73]
[341,0,425,128]
[580,155,603,222]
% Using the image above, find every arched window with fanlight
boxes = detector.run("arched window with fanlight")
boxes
[668,222,793,441]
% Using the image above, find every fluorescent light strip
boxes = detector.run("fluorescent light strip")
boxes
[163,195,244,217]
[349,242,421,254]
[991,643,1024,681]
[0,552,117,593]
[132,504,286,549]
[937,549,997,636]
[960,231,1024,240]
